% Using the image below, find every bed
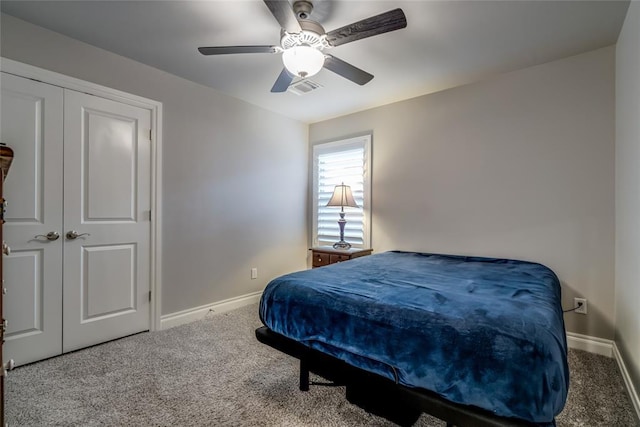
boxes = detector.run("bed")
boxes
[257,251,569,426]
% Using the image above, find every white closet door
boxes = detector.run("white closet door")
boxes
[1,72,64,366]
[62,90,151,352]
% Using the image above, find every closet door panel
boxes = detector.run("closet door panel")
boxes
[62,89,151,353]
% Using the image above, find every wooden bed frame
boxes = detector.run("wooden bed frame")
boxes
[256,326,538,427]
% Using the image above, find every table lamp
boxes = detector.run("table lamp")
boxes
[326,183,359,249]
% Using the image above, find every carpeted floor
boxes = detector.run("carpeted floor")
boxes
[6,304,640,426]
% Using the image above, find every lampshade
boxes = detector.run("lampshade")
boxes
[326,183,359,208]
[282,46,325,78]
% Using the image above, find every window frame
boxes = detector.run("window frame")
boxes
[311,133,372,249]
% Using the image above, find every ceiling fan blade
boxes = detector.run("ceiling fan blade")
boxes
[198,46,279,55]
[323,55,374,86]
[271,68,295,93]
[325,8,407,47]
[263,0,302,34]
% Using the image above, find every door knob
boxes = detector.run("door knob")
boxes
[66,230,90,240]
[35,231,60,241]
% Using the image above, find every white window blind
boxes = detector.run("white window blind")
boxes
[312,135,371,248]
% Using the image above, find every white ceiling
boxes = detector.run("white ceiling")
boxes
[0,1,630,123]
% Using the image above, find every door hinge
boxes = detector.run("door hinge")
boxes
[148,210,152,221]
[148,129,152,141]
[148,290,152,302]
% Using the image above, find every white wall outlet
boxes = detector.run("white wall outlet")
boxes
[574,297,587,314]
[251,268,258,280]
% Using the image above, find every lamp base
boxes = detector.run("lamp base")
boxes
[332,240,352,250]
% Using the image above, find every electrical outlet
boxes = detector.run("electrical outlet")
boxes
[251,268,258,280]
[574,298,587,314]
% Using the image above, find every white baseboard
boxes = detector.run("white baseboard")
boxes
[566,332,640,420]
[566,332,613,357]
[613,342,640,420]
[160,290,262,330]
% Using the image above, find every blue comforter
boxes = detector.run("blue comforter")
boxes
[259,251,569,424]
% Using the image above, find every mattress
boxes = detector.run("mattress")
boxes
[259,251,569,424]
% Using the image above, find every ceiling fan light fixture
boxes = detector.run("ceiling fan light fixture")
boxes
[282,45,325,78]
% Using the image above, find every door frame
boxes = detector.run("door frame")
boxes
[0,58,164,331]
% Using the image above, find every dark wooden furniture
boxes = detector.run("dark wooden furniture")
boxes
[310,246,372,268]
[0,171,4,426]
[1,143,13,426]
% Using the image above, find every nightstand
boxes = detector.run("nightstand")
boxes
[310,246,373,268]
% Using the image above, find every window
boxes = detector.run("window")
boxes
[312,134,372,248]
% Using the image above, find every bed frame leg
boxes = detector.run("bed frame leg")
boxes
[299,358,310,391]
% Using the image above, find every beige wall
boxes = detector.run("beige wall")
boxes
[0,14,309,315]
[615,0,640,396]
[311,46,616,339]
[0,12,624,346]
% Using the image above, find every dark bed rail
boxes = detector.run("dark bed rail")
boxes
[255,326,539,427]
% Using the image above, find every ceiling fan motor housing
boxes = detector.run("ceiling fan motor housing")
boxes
[280,20,327,49]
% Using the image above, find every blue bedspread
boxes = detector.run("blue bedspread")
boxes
[259,251,569,425]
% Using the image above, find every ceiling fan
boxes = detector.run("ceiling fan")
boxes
[198,0,407,93]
